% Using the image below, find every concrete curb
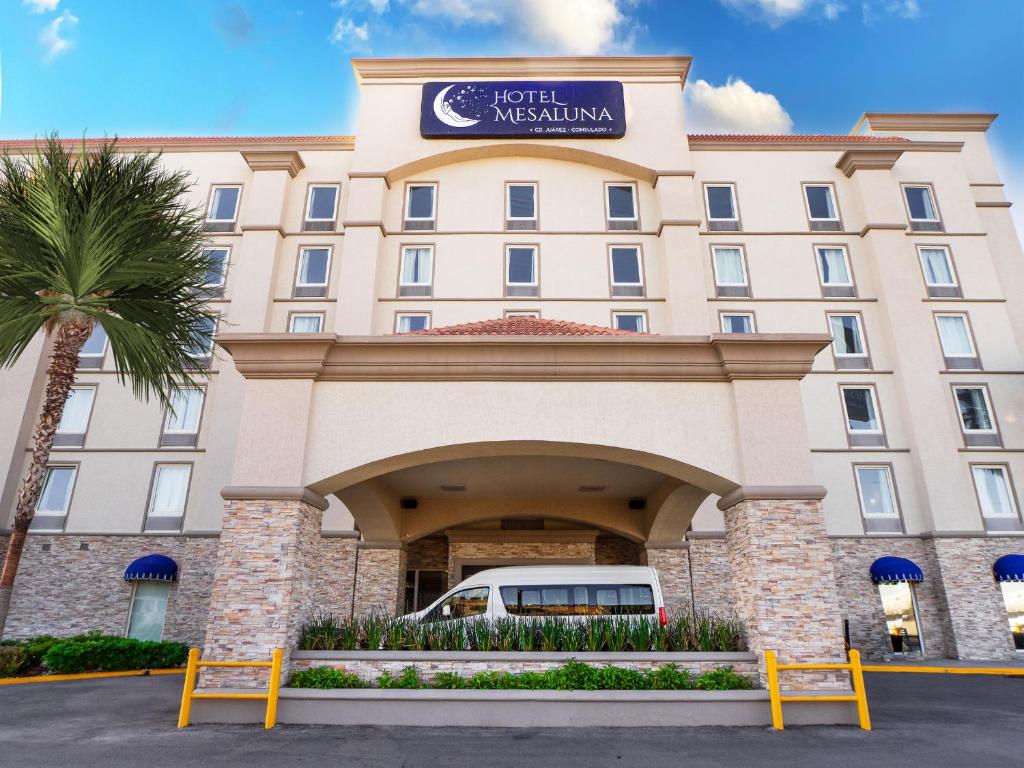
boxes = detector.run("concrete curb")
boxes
[0,669,185,686]
[292,650,757,662]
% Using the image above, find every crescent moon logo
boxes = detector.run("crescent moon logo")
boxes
[433,84,481,128]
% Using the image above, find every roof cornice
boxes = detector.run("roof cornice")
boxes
[0,136,355,154]
[241,150,305,177]
[854,113,998,133]
[688,137,962,152]
[835,148,905,177]
[352,56,692,87]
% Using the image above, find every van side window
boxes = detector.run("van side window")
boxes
[499,584,655,616]
[424,587,489,622]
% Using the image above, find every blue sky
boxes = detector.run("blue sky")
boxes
[1,0,1022,208]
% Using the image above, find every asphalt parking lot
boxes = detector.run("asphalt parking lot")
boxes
[0,671,1020,767]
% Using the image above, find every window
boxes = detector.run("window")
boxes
[145,464,191,531]
[972,465,1022,532]
[953,386,1000,447]
[200,247,229,296]
[711,246,750,297]
[404,570,448,614]
[605,183,638,230]
[935,313,979,369]
[505,246,539,297]
[506,183,537,230]
[399,246,433,297]
[504,310,540,319]
[424,587,489,622]
[612,312,647,333]
[918,246,960,297]
[161,388,204,448]
[803,184,841,231]
[288,313,324,333]
[205,185,240,231]
[855,465,903,533]
[828,313,870,368]
[999,581,1024,651]
[499,584,656,617]
[815,246,855,297]
[395,313,430,333]
[78,325,107,370]
[704,184,740,230]
[303,184,339,231]
[188,317,216,368]
[31,466,76,531]
[720,312,755,333]
[294,247,331,298]
[54,387,96,448]
[609,246,644,297]
[404,183,436,230]
[841,386,886,447]
[878,582,925,655]
[904,185,942,231]
[126,582,170,642]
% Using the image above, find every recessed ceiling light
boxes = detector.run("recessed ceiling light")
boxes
[440,484,466,492]
[578,485,606,493]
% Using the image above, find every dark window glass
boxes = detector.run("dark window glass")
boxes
[721,315,752,334]
[805,186,836,219]
[308,186,338,220]
[956,388,993,431]
[209,187,239,221]
[80,325,107,356]
[706,186,736,219]
[190,317,216,357]
[508,185,535,218]
[407,185,435,219]
[905,187,936,220]
[424,587,489,622]
[507,248,536,284]
[614,314,645,333]
[607,185,636,219]
[203,248,228,286]
[843,388,879,431]
[611,247,641,284]
[499,584,655,616]
[298,248,330,285]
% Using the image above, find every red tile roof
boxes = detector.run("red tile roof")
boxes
[401,317,648,336]
[687,134,906,143]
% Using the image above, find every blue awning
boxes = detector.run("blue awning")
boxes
[123,554,178,582]
[870,556,924,585]
[993,554,1024,583]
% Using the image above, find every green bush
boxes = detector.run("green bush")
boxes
[289,666,365,689]
[41,635,189,674]
[0,646,26,678]
[21,636,60,670]
[377,666,426,689]
[693,666,754,691]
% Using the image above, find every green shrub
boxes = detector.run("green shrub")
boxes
[646,664,694,690]
[298,612,343,651]
[377,666,426,689]
[289,666,365,689]
[694,666,754,691]
[21,636,60,670]
[0,646,26,678]
[431,671,467,689]
[41,636,189,674]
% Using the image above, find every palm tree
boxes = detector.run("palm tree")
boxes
[0,137,216,637]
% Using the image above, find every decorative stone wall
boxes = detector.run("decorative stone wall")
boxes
[723,499,846,689]
[644,547,692,619]
[4,534,218,645]
[202,498,323,686]
[447,541,594,584]
[353,546,407,617]
[688,537,734,618]
[595,535,644,566]
[310,535,359,621]
[406,537,449,572]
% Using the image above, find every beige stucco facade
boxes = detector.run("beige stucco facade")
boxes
[2,56,1023,673]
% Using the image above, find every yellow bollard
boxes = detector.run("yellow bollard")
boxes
[765,650,784,730]
[177,647,200,729]
[264,649,284,730]
[848,649,872,731]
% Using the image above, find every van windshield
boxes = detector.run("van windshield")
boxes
[499,584,655,617]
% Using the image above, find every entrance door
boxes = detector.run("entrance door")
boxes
[878,581,925,654]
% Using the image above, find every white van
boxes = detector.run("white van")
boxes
[404,565,668,625]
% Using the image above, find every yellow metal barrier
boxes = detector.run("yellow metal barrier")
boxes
[765,649,871,731]
[177,647,284,730]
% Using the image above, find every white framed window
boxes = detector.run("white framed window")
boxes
[720,312,755,333]
[288,313,324,333]
[161,387,204,448]
[803,184,841,230]
[506,183,537,228]
[855,465,903,533]
[505,245,539,297]
[126,582,170,642]
[293,246,331,298]
[304,184,339,229]
[828,313,869,368]
[972,465,1022,532]
[712,246,750,297]
[612,312,647,333]
[605,183,638,230]
[404,183,437,229]
[903,184,942,231]
[395,313,431,333]
[815,246,855,297]
[608,246,644,297]
[201,247,229,290]
[399,245,434,297]
[54,386,96,447]
[78,324,108,369]
[841,385,886,447]
[954,385,1001,448]
[145,464,191,531]
[935,313,979,368]
[189,316,217,367]
[703,183,740,230]
[205,185,241,230]
[917,246,960,297]
[504,310,540,319]
[32,465,77,530]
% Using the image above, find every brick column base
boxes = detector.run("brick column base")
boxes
[722,494,846,689]
[202,489,327,687]
[643,546,692,620]
[353,544,407,617]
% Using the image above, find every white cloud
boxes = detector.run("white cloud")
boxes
[334,0,391,13]
[406,0,504,24]
[40,9,77,61]
[23,0,60,13]
[685,78,794,134]
[329,16,370,50]
[719,0,820,25]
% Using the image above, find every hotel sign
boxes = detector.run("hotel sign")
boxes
[420,81,626,139]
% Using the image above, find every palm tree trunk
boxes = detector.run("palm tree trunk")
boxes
[0,317,93,639]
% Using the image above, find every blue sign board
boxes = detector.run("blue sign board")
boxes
[420,80,626,139]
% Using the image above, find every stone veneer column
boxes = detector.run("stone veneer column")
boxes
[720,489,847,688]
[202,488,328,687]
[643,545,692,619]
[352,543,407,617]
